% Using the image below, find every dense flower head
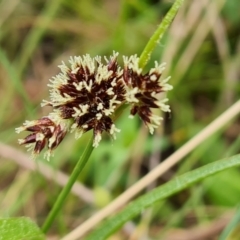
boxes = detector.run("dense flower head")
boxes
[16,112,71,159]
[41,52,125,148]
[16,51,172,159]
[123,55,173,134]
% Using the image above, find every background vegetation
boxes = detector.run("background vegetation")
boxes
[0,0,240,239]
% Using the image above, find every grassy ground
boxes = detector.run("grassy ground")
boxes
[0,0,240,239]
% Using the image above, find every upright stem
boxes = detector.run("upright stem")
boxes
[42,136,94,233]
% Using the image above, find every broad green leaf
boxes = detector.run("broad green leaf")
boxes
[86,154,240,240]
[0,217,45,240]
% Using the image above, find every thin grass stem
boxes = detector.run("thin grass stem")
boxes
[41,135,94,234]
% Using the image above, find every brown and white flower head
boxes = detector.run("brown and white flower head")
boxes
[15,112,71,160]
[42,52,125,147]
[16,51,173,159]
[123,55,173,134]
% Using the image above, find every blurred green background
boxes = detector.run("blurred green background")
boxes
[0,0,240,239]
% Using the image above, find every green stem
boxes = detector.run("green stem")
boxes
[138,0,185,69]
[41,135,94,234]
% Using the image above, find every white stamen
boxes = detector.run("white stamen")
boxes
[96,113,102,120]
[159,76,173,91]
[125,87,139,103]
[110,124,121,140]
[123,55,142,75]
[103,109,114,116]
[58,61,69,74]
[146,114,163,134]
[44,151,53,161]
[25,143,34,153]
[15,126,25,134]
[93,132,102,147]
[80,104,89,112]
[71,67,79,74]
[71,123,84,140]
[106,87,114,95]
[73,82,83,91]
[75,130,83,139]
[83,80,93,92]
[97,103,104,110]
[18,139,25,144]
[150,75,157,81]
[36,133,44,141]
[48,135,56,148]
[72,104,89,117]
[156,98,171,112]
[103,95,121,116]
[15,120,38,133]
[111,78,117,87]
[41,100,52,107]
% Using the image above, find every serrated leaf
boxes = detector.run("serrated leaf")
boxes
[0,217,45,240]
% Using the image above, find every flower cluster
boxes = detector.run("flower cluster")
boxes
[16,52,172,159]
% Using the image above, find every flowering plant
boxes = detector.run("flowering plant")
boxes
[13,0,186,236]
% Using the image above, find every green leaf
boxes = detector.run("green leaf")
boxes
[138,0,185,68]
[86,154,240,240]
[226,224,240,240]
[0,217,45,240]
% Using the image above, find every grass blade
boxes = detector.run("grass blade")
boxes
[219,205,240,240]
[138,0,185,68]
[86,154,240,240]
